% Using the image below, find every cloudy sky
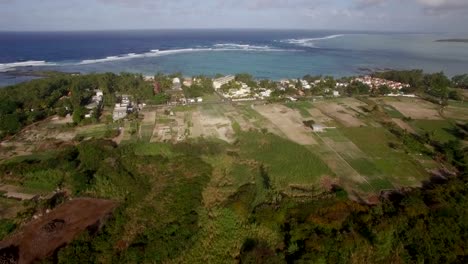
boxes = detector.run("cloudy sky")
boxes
[1,0,468,32]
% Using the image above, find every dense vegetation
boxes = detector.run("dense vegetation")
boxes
[1,70,468,263]
[0,72,153,138]
[0,137,466,263]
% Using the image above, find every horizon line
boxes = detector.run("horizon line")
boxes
[0,27,461,35]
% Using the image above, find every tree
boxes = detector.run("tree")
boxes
[72,107,85,124]
[378,85,391,96]
[448,90,463,101]
[0,114,21,135]
[452,74,468,89]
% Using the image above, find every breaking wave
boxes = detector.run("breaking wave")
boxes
[0,60,57,72]
[282,34,344,47]
[1,43,293,70]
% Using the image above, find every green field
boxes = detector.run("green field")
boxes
[237,131,332,188]
[411,120,458,143]
[382,105,406,118]
[341,127,428,186]
[284,101,313,118]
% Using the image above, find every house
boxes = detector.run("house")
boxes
[172,78,182,90]
[113,104,128,121]
[183,78,193,87]
[113,95,132,121]
[312,124,325,132]
[213,75,235,90]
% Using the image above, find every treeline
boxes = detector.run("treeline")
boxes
[0,72,152,139]
[248,173,468,263]
[374,70,466,102]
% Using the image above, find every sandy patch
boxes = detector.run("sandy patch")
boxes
[254,104,317,145]
[0,185,37,200]
[386,100,442,120]
[315,103,365,127]
[191,109,235,143]
[308,108,334,125]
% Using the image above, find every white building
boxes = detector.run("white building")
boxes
[213,75,235,90]
[172,78,182,90]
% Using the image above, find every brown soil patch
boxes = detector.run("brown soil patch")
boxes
[315,103,365,127]
[386,99,442,120]
[0,198,117,264]
[443,106,468,121]
[392,118,417,134]
[254,104,317,145]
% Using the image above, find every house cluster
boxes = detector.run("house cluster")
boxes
[281,79,341,97]
[113,95,133,121]
[353,76,410,91]
[217,77,274,101]
[213,75,235,90]
[182,97,203,104]
[84,90,103,118]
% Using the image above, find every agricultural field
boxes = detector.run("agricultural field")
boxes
[2,95,466,200]
[410,119,459,143]
[1,95,467,263]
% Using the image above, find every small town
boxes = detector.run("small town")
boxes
[141,73,414,109]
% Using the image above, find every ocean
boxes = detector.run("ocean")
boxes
[1,29,467,86]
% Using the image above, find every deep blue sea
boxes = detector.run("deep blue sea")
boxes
[1,29,467,86]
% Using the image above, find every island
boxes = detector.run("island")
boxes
[435,38,468,43]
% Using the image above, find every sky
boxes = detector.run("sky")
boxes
[1,0,468,32]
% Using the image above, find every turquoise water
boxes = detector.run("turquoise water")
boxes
[1,30,467,86]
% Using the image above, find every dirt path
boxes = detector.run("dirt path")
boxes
[0,198,117,264]
[0,185,37,200]
[113,127,125,144]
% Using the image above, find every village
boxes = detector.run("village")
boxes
[142,74,413,107]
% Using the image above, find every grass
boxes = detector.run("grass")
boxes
[341,127,428,185]
[320,129,349,142]
[448,100,468,108]
[23,169,63,193]
[76,124,116,139]
[133,142,175,157]
[202,93,222,102]
[284,101,313,118]
[172,105,196,112]
[382,105,405,118]
[1,151,58,165]
[237,131,332,188]
[410,120,458,143]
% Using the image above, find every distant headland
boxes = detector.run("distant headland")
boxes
[435,39,468,43]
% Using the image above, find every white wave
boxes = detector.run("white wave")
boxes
[78,45,291,65]
[0,60,56,72]
[213,43,288,51]
[1,44,296,69]
[282,34,344,47]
